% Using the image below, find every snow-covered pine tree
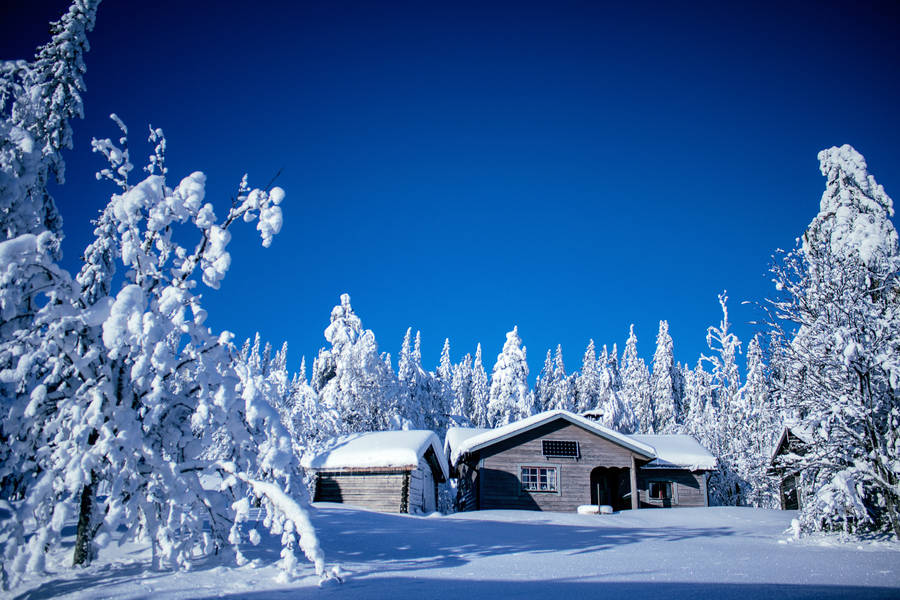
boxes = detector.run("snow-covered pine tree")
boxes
[284,357,323,453]
[597,343,636,432]
[486,327,529,427]
[450,352,473,425]
[315,294,400,437]
[547,345,574,412]
[533,349,554,414]
[650,320,677,433]
[770,145,900,536]
[672,361,687,424]
[702,293,745,505]
[432,337,454,434]
[621,325,654,433]
[1,0,99,241]
[397,329,447,433]
[682,359,713,446]
[574,340,601,414]
[469,343,490,427]
[737,334,778,507]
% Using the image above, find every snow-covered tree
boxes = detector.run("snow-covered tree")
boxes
[1,119,330,587]
[449,351,473,425]
[469,343,490,427]
[650,320,677,433]
[770,145,900,536]
[486,327,529,427]
[597,343,636,432]
[546,345,574,412]
[2,0,99,241]
[621,325,653,433]
[574,340,601,414]
[736,334,778,507]
[682,359,713,445]
[702,293,745,506]
[283,357,323,452]
[314,294,400,437]
[533,349,554,414]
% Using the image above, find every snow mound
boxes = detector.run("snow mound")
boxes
[630,434,717,471]
[302,430,449,481]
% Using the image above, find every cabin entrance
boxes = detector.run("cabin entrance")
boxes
[590,466,630,511]
[781,474,800,510]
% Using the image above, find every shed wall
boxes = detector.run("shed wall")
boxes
[636,468,708,508]
[314,471,407,512]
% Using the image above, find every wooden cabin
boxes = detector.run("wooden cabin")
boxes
[302,430,449,514]
[445,410,716,512]
[768,425,811,510]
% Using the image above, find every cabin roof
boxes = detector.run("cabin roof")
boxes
[445,410,657,467]
[302,430,449,481]
[769,423,813,466]
[630,434,717,471]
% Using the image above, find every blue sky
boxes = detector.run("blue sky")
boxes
[3,1,899,379]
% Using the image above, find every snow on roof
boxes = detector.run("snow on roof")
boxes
[301,430,449,481]
[630,434,717,471]
[446,410,656,467]
[769,423,813,465]
[444,427,491,465]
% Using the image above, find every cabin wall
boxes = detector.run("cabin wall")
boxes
[636,468,708,507]
[476,421,642,512]
[456,461,479,511]
[313,470,408,513]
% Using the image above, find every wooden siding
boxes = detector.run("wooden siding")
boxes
[314,471,407,513]
[476,420,647,512]
[636,468,708,508]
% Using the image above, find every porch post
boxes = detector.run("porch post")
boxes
[630,455,639,510]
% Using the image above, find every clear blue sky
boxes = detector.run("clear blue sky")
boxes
[3,1,899,379]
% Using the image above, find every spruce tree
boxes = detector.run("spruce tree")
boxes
[621,325,653,433]
[650,320,677,433]
[486,327,529,427]
[470,343,490,427]
[574,340,601,414]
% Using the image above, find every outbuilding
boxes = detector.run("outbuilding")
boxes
[445,410,716,512]
[768,425,811,510]
[302,430,449,514]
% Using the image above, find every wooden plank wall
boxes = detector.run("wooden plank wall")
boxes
[636,468,708,507]
[314,471,407,512]
[408,468,424,513]
[477,421,643,512]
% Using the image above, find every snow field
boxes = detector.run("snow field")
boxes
[10,505,899,599]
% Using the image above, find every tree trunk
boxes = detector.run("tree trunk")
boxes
[72,477,95,567]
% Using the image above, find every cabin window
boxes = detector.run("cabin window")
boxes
[649,481,673,500]
[521,466,558,492]
[542,440,579,458]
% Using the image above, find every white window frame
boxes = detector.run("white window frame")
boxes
[519,465,560,494]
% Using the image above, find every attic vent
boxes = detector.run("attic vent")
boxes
[542,440,579,458]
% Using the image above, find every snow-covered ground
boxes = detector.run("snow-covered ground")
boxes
[10,505,900,599]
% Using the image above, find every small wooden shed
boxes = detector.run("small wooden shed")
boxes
[302,430,449,514]
[445,410,716,512]
[768,425,811,510]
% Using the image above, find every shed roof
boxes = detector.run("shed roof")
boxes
[302,430,449,481]
[769,423,813,466]
[445,410,657,466]
[630,434,717,471]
